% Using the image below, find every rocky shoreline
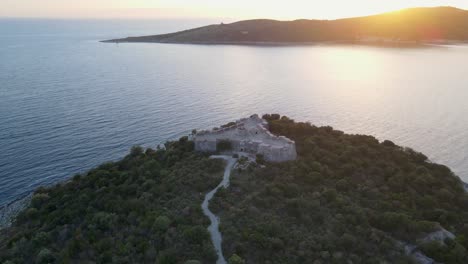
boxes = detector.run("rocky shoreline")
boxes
[0,194,32,230]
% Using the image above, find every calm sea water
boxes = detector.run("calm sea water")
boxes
[1,19,468,207]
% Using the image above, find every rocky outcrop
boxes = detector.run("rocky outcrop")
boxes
[401,243,436,264]
[399,228,456,264]
[418,228,455,245]
[0,195,32,230]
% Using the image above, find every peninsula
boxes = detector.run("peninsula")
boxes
[103,7,468,45]
[1,114,468,263]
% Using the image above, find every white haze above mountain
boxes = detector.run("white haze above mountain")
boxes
[2,0,468,19]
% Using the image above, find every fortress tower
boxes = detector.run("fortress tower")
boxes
[193,115,297,162]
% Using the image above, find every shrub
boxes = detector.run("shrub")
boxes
[32,232,50,248]
[36,248,55,264]
[255,154,265,165]
[130,145,144,157]
[184,260,201,264]
[153,216,171,232]
[228,254,245,264]
[221,122,236,128]
[31,193,49,209]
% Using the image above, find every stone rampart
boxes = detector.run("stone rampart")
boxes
[193,115,297,162]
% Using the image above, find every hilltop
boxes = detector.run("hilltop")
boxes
[1,115,468,263]
[103,7,468,45]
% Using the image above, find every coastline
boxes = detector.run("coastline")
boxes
[1,138,468,232]
[101,39,468,48]
[0,194,32,230]
[2,113,468,262]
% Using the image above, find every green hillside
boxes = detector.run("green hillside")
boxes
[1,115,468,263]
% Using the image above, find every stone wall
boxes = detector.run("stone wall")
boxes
[193,115,297,162]
[194,139,217,152]
[258,143,297,162]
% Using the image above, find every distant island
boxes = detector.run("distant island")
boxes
[103,7,468,45]
[2,114,468,263]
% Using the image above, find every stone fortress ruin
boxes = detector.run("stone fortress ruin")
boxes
[193,115,297,162]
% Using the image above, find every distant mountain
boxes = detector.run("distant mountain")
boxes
[104,7,468,44]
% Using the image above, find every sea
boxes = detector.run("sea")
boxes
[1,18,468,207]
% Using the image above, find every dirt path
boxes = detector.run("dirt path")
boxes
[202,155,236,264]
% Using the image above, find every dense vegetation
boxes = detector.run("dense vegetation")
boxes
[2,114,468,263]
[217,140,233,152]
[106,7,468,44]
[212,114,468,263]
[0,138,225,263]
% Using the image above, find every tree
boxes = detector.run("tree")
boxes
[130,145,144,157]
[31,193,49,209]
[153,216,171,232]
[36,248,55,264]
[32,232,50,248]
[382,140,396,147]
[184,226,209,244]
[184,260,202,264]
[228,254,245,264]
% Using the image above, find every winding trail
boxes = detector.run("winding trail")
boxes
[202,155,237,264]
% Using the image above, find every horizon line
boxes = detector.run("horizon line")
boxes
[0,5,465,22]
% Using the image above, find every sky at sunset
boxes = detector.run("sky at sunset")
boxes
[2,0,468,20]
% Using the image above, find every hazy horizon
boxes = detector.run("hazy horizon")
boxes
[2,0,468,20]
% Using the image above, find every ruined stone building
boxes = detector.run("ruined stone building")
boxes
[193,115,297,162]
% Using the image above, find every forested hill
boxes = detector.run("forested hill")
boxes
[104,7,468,44]
[1,115,468,263]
